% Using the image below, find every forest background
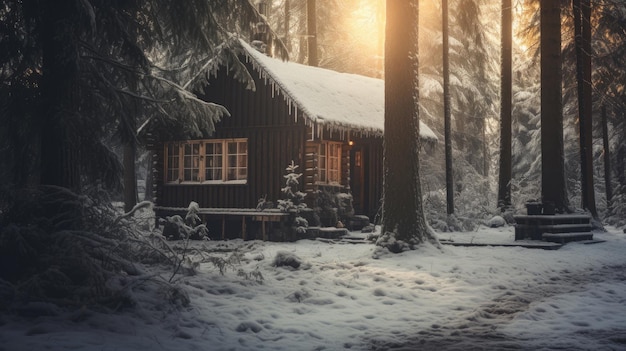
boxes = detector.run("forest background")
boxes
[262,0,626,230]
[2,0,625,230]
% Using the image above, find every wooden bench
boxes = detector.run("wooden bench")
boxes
[155,207,289,240]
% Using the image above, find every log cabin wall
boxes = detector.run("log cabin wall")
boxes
[154,62,307,209]
[152,58,386,222]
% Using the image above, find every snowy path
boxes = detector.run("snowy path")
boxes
[1,226,626,350]
[377,261,626,350]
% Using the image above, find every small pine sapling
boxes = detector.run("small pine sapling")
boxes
[162,201,209,240]
[278,161,308,234]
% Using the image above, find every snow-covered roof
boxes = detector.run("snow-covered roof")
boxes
[238,39,438,141]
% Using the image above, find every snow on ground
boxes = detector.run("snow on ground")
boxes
[2,225,626,350]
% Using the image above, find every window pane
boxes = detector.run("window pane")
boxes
[318,143,341,184]
[228,168,236,180]
[183,142,201,181]
[318,144,327,182]
[224,140,248,181]
[168,139,248,183]
[228,142,237,154]
[205,142,223,181]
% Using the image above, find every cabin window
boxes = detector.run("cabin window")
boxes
[205,141,223,181]
[183,143,201,182]
[227,141,248,181]
[318,142,341,185]
[164,139,247,184]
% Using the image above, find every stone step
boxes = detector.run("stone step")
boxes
[347,215,370,231]
[542,232,594,244]
[517,223,592,234]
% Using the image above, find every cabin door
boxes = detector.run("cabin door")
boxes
[350,146,368,215]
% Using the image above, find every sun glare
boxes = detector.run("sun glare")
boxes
[345,0,384,60]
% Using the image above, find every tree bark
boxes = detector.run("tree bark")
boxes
[498,0,513,211]
[540,0,568,212]
[616,115,626,191]
[284,0,291,52]
[381,0,436,249]
[443,0,454,215]
[144,152,154,202]
[123,143,138,212]
[306,0,317,67]
[40,0,81,192]
[573,0,597,217]
[601,106,612,213]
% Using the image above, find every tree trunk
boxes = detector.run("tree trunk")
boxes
[540,0,568,212]
[283,0,291,54]
[601,106,612,213]
[306,0,317,67]
[40,0,81,192]
[616,115,626,191]
[380,0,436,250]
[498,0,513,211]
[123,143,138,212]
[284,0,291,52]
[443,0,454,215]
[573,0,597,217]
[376,0,385,78]
[144,152,154,202]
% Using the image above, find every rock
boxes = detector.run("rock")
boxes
[273,251,303,269]
[487,215,506,228]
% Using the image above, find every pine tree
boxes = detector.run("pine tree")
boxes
[0,0,275,199]
[278,161,308,234]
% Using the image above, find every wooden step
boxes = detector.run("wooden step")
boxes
[517,223,592,233]
[514,214,592,241]
[542,232,594,244]
[514,214,591,225]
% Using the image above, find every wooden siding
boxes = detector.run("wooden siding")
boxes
[154,62,307,209]
[153,58,386,221]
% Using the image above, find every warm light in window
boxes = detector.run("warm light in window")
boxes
[348,140,355,146]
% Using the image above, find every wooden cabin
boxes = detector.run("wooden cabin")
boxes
[152,39,437,239]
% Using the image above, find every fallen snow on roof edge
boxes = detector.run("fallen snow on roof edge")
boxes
[238,39,437,141]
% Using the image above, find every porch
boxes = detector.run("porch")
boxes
[155,206,289,241]
[155,206,373,241]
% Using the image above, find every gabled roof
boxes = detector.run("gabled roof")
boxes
[238,39,438,141]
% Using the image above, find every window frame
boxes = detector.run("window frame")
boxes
[317,141,342,186]
[164,138,248,185]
